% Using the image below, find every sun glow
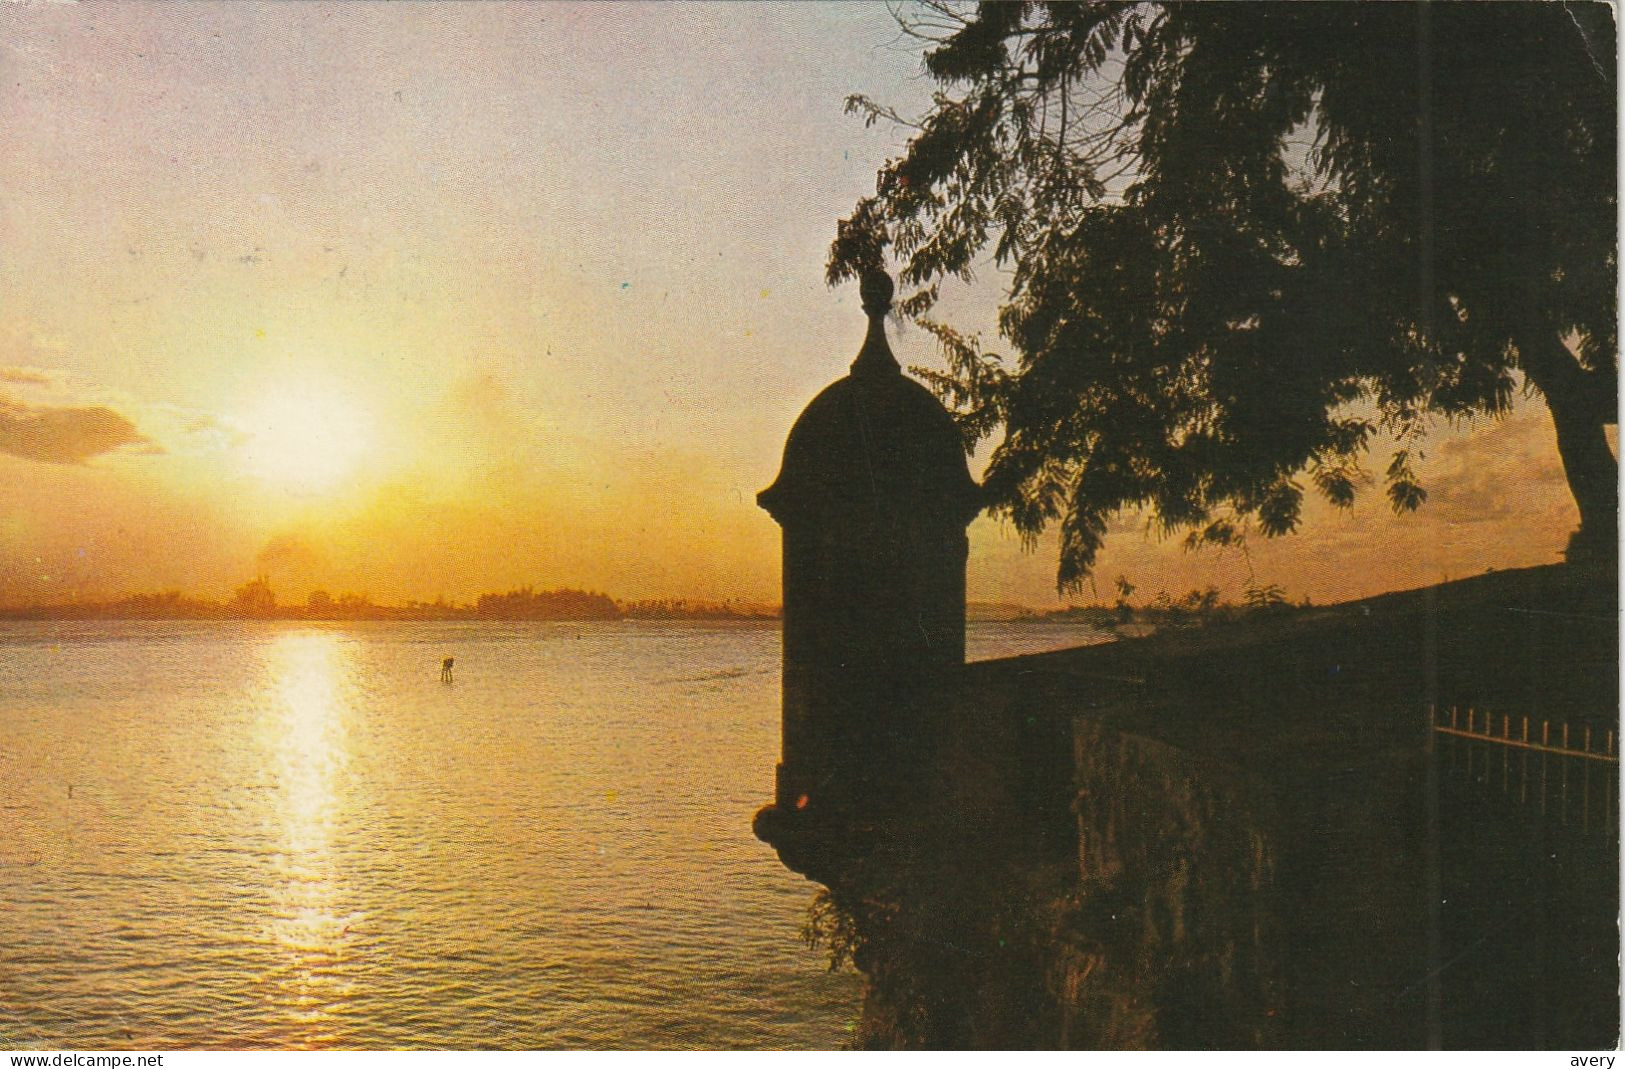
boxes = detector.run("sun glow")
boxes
[238,388,374,495]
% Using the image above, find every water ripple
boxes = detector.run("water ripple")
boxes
[0,621,860,1049]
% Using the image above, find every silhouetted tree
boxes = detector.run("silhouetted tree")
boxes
[231,576,277,616]
[832,2,1616,589]
[337,592,374,617]
[473,586,621,620]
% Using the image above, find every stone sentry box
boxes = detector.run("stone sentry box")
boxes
[754,270,982,849]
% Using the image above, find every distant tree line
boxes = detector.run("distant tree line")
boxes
[617,598,780,621]
[0,579,782,622]
[1043,576,1301,633]
[472,585,621,620]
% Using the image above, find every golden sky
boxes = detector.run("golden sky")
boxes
[0,2,1589,609]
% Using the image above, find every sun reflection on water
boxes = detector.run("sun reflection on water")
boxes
[258,631,361,1048]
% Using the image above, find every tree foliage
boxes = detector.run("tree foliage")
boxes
[832,1,1617,590]
[231,575,277,614]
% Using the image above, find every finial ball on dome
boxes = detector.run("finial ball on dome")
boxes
[859,268,894,317]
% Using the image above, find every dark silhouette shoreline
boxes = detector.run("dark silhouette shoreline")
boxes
[0,584,781,623]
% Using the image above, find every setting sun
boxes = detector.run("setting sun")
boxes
[237,388,373,496]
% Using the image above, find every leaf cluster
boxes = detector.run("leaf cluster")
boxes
[833,1,1616,590]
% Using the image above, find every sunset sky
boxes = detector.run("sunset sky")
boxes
[0,2,1590,609]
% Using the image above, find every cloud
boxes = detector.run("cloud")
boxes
[1419,411,1571,526]
[179,412,228,434]
[256,532,326,577]
[0,396,151,464]
[0,367,52,385]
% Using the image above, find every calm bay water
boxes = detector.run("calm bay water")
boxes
[0,619,1103,1050]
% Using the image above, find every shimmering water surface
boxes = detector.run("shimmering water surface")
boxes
[0,620,1102,1049]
